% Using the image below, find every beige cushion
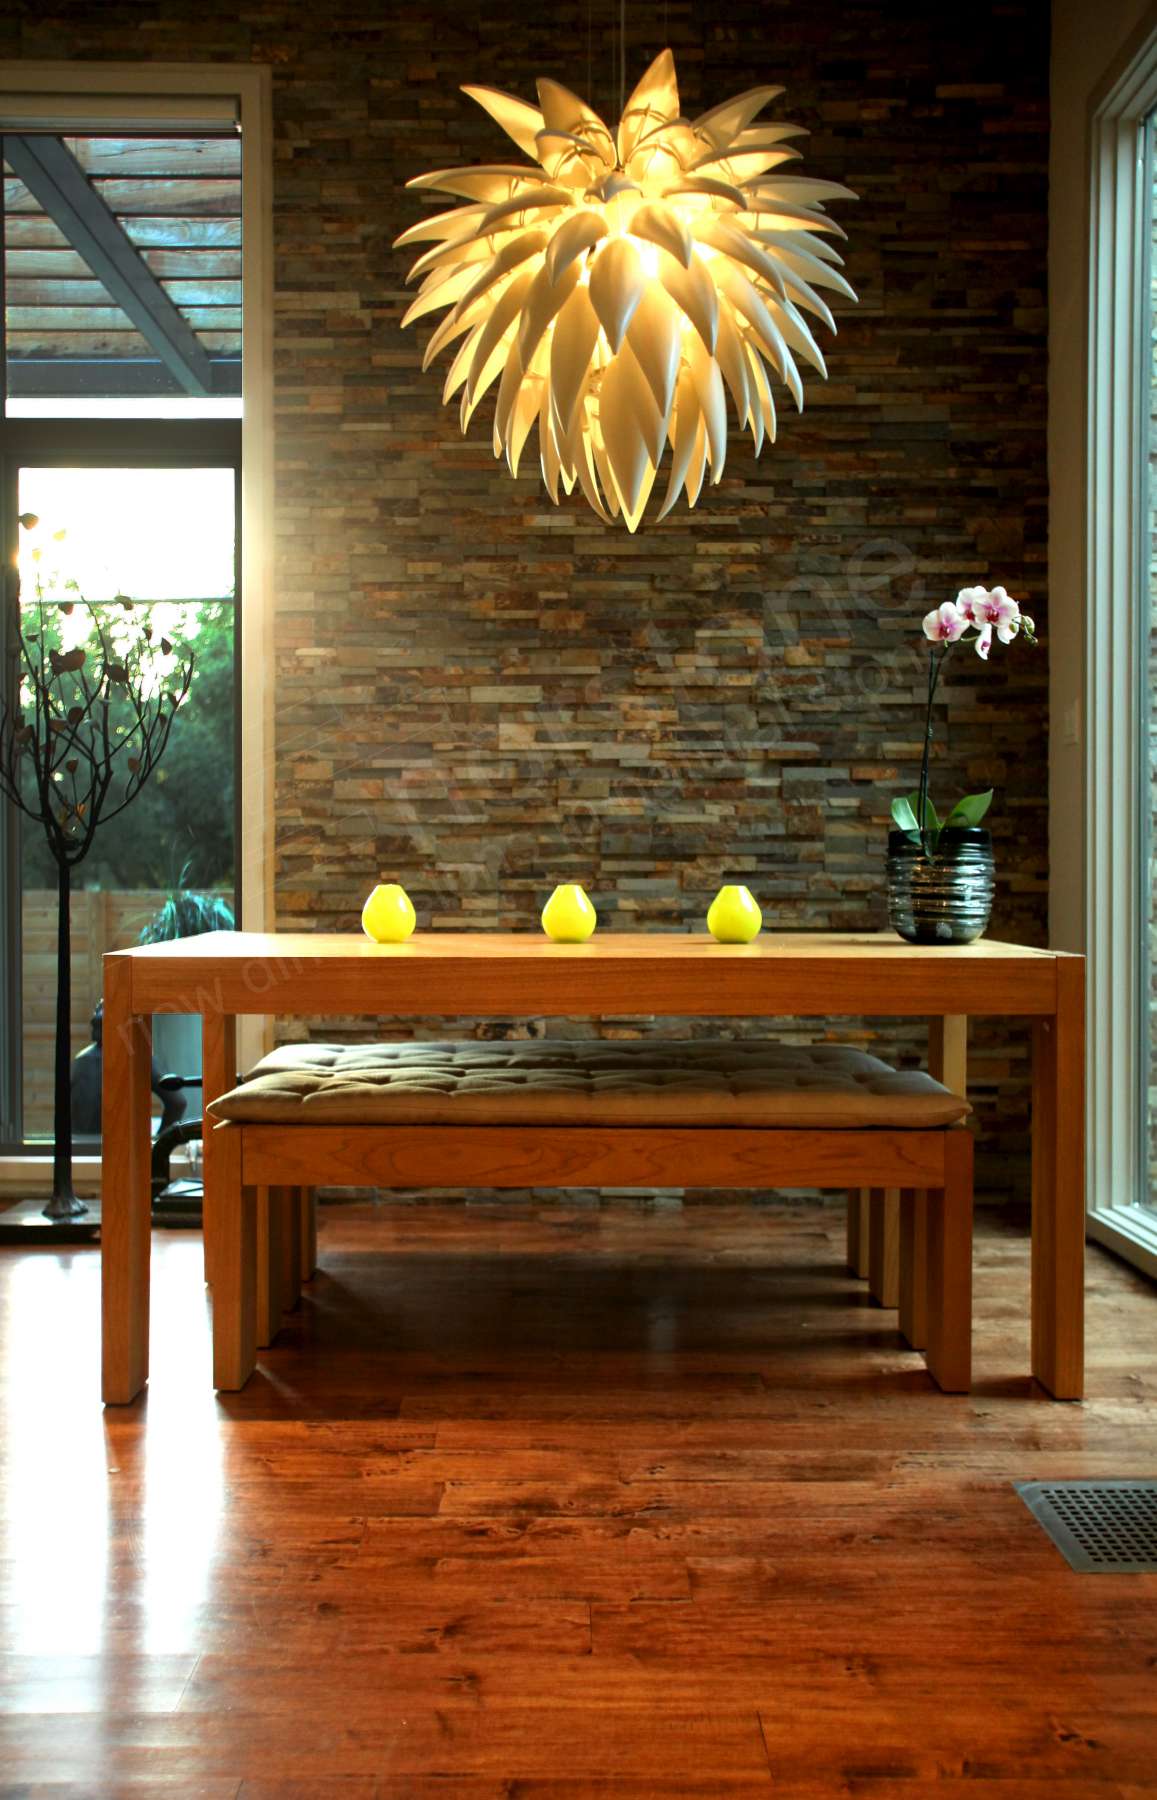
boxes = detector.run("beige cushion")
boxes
[207,1040,969,1130]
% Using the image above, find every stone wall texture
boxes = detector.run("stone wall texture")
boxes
[5,0,1051,1200]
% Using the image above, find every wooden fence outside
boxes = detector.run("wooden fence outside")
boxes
[21,889,169,1137]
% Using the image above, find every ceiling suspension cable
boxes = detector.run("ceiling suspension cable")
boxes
[619,0,626,120]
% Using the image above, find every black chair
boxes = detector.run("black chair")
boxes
[71,1001,206,1223]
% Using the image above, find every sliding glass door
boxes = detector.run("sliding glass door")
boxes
[1144,111,1157,1226]
[1085,34,1157,1275]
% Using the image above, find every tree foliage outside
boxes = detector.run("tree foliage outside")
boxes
[20,598,235,896]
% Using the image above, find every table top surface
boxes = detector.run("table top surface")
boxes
[113,930,1064,963]
[110,931,1073,1018]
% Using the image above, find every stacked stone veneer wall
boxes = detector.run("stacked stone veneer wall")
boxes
[7,0,1050,1201]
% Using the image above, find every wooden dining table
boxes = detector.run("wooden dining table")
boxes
[100,930,1085,1405]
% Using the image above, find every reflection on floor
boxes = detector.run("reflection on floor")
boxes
[0,1198,1154,1796]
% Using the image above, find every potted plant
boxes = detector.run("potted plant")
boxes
[0,515,194,1221]
[888,585,1036,945]
[138,865,235,945]
[139,862,234,1118]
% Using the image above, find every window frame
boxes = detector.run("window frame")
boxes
[1084,24,1157,1277]
[0,61,273,1175]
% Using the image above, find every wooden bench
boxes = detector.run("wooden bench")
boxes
[205,1040,973,1395]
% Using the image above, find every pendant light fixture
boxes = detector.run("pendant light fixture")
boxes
[397,48,857,529]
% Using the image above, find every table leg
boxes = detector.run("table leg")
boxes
[101,957,153,1405]
[201,1011,237,1287]
[212,1123,256,1392]
[1032,958,1085,1399]
[930,1014,968,1094]
[920,1015,967,1350]
[925,1129,973,1393]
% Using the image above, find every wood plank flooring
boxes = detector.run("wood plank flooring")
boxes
[1,1198,1155,1797]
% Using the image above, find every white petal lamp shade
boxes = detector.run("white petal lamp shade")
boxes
[397,50,857,530]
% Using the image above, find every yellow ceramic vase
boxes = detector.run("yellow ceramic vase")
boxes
[361,882,416,943]
[541,883,597,943]
[707,884,762,943]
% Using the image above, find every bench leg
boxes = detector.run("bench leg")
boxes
[300,1186,318,1282]
[842,1195,870,1281]
[924,1131,973,1393]
[279,1185,303,1315]
[868,1187,900,1308]
[899,1188,928,1349]
[257,1187,282,1348]
[212,1125,256,1392]
[257,1186,304,1347]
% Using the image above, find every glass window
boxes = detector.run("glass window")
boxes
[3,132,241,418]
[16,465,236,598]
[1083,32,1157,1278]
[1,124,243,1154]
[14,468,236,1142]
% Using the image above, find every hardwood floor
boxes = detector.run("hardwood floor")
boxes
[1,1197,1155,1797]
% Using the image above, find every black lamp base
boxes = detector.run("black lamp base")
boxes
[0,1197,102,1243]
[0,1177,206,1242]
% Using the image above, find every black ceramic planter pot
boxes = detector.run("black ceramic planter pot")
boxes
[887,826,995,945]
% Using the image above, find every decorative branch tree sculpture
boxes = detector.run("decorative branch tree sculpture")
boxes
[0,515,194,1219]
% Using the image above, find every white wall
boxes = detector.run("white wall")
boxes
[1049,0,1154,948]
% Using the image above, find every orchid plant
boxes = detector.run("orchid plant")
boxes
[892,584,1036,858]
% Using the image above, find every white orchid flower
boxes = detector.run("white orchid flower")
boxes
[923,600,969,643]
[955,585,989,625]
[967,585,1022,659]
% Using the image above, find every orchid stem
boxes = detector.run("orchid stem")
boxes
[917,644,950,858]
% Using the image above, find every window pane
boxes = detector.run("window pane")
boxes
[3,133,241,418]
[18,466,236,600]
[17,467,236,1143]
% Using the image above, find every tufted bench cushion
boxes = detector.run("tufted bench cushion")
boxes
[207,1040,969,1131]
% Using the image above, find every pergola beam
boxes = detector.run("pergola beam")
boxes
[4,135,214,396]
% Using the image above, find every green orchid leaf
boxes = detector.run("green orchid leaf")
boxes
[945,789,993,829]
[905,788,939,830]
[891,795,920,836]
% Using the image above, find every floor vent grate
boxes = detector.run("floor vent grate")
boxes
[1016,1480,1157,1572]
